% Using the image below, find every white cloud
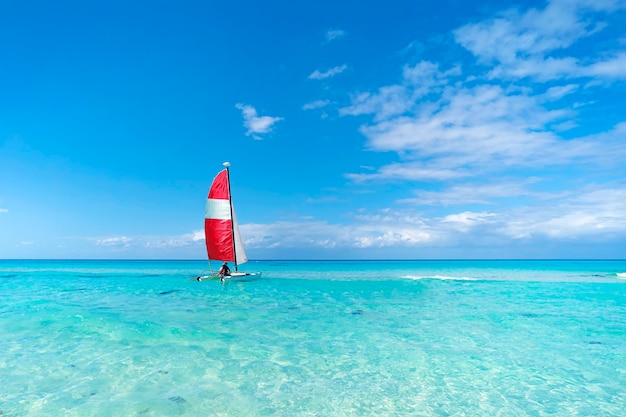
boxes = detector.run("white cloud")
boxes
[442,211,496,233]
[397,181,544,206]
[341,86,412,121]
[91,231,204,252]
[544,84,579,100]
[96,236,133,247]
[240,209,502,250]
[454,0,626,81]
[347,162,467,182]
[308,64,347,80]
[325,29,346,42]
[78,181,626,256]
[340,17,626,184]
[235,103,283,140]
[303,99,331,110]
[584,52,626,79]
[140,231,205,248]
[241,214,439,250]
[190,230,204,241]
[144,231,202,248]
[0,208,7,213]
[340,61,454,121]
[487,57,581,81]
[500,186,626,239]
[241,221,347,249]
[238,183,626,252]
[344,82,601,182]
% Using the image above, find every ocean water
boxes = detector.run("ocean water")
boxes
[1,259,625,416]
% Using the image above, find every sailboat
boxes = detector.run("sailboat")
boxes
[197,162,260,281]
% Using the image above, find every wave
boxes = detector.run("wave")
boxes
[401,275,477,281]
[616,272,626,280]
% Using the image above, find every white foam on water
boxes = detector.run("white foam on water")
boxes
[401,274,477,281]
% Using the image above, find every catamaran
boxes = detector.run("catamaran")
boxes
[197,162,260,281]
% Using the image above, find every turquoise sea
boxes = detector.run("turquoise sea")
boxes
[1,259,625,416]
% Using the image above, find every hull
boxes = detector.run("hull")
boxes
[195,272,262,282]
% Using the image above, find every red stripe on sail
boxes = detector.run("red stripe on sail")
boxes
[205,218,235,262]
[208,169,229,200]
[204,168,234,262]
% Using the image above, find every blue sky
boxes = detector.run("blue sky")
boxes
[1,0,625,260]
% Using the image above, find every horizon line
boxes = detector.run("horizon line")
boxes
[1,258,625,262]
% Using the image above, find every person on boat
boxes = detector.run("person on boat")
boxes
[217,262,231,281]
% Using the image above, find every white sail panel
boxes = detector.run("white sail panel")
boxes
[232,206,248,265]
[205,198,231,220]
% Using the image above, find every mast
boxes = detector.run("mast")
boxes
[223,161,238,271]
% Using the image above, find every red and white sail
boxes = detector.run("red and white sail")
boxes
[204,167,248,266]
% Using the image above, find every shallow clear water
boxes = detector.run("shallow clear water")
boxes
[1,260,625,416]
